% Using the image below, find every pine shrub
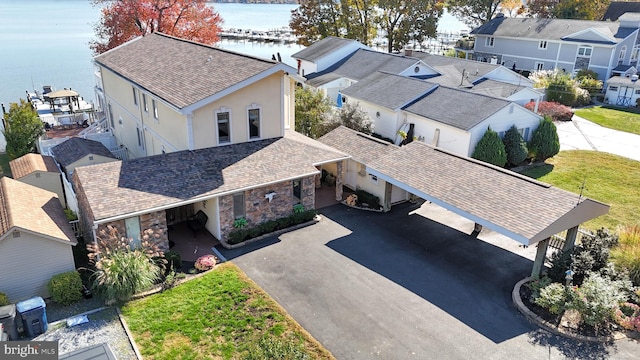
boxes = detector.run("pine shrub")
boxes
[0,292,10,306]
[48,271,83,305]
[472,127,507,167]
[529,116,560,161]
[502,125,528,166]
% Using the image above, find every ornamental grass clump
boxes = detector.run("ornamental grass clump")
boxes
[88,225,165,304]
[610,225,640,286]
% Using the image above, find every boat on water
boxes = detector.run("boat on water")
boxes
[26,85,95,129]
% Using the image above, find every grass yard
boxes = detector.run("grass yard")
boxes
[0,153,11,177]
[519,150,640,231]
[574,106,640,135]
[121,262,334,360]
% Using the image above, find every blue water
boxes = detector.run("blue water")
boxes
[0,0,467,107]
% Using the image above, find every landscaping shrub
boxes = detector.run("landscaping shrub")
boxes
[0,292,10,306]
[48,271,83,305]
[535,282,567,315]
[526,276,552,301]
[578,77,603,96]
[524,101,574,122]
[547,249,573,284]
[528,116,560,161]
[610,225,640,286]
[64,209,78,221]
[547,77,577,106]
[502,125,528,166]
[354,189,380,208]
[194,254,217,272]
[227,210,317,245]
[472,127,506,167]
[613,302,640,331]
[163,250,182,273]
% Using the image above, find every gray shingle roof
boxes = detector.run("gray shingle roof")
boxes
[292,36,361,62]
[341,72,437,110]
[411,52,500,84]
[94,33,283,109]
[471,16,632,43]
[317,126,398,164]
[51,138,117,168]
[402,85,511,130]
[74,131,349,221]
[467,79,527,98]
[367,142,609,244]
[306,49,420,86]
[603,2,640,21]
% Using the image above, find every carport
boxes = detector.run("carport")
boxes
[365,141,610,277]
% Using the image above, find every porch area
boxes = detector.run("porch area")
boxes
[167,221,221,262]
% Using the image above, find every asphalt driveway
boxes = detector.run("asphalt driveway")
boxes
[218,202,639,359]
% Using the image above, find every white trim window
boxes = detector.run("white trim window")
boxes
[136,125,144,149]
[608,85,619,91]
[143,93,148,112]
[486,37,494,47]
[578,45,593,57]
[619,45,627,62]
[247,104,261,139]
[538,40,548,50]
[132,87,138,107]
[293,179,302,204]
[216,107,231,144]
[631,46,640,62]
[233,192,245,219]
[152,99,159,120]
[535,62,545,71]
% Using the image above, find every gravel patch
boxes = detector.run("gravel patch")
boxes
[34,307,137,360]
[44,296,105,323]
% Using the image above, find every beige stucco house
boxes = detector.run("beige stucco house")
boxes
[9,153,66,207]
[0,177,77,302]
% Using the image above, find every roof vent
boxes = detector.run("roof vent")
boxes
[632,74,638,82]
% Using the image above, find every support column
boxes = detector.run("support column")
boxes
[562,226,579,253]
[531,238,550,279]
[315,167,321,188]
[383,181,392,212]
[335,161,343,201]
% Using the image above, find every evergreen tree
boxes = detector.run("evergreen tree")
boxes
[471,127,507,167]
[529,116,560,161]
[2,99,43,160]
[502,125,528,166]
[294,86,332,139]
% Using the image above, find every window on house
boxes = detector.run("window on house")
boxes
[125,217,141,248]
[578,45,592,57]
[369,174,378,184]
[498,131,505,138]
[609,86,619,91]
[619,46,627,63]
[248,108,260,139]
[635,89,640,95]
[486,37,494,47]
[539,41,548,49]
[518,128,530,141]
[217,111,230,144]
[535,62,545,71]
[152,99,158,120]
[143,94,148,112]
[293,179,301,203]
[233,193,245,219]
[136,126,144,148]
[132,87,138,106]
[108,103,114,128]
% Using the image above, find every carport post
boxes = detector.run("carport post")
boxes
[562,226,579,253]
[383,182,392,212]
[531,238,550,278]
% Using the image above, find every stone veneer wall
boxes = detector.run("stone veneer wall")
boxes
[93,210,169,252]
[218,175,316,241]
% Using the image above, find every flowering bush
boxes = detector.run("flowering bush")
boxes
[195,254,217,272]
[524,101,574,121]
[614,302,640,331]
[566,272,632,329]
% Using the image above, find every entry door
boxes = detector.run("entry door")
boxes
[125,217,141,248]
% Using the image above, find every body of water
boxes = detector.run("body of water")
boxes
[0,0,467,108]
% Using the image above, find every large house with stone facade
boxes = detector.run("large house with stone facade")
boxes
[74,33,349,248]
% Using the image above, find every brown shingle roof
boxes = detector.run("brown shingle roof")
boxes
[318,126,399,164]
[0,177,76,244]
[9,154,59,179]
[366,142,609,245]
[94,33,284,109]
[74,131,349,221]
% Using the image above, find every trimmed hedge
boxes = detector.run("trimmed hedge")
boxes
[48,271,83,305]
[354,189,380,209]
[228,210,317,245]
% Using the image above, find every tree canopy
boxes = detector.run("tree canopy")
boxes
[447,0,503,28]
[2,99,43,160]
[295,86,333,139]
[290,0,442,52]
[524,0,609,20]
[90,0,222,55]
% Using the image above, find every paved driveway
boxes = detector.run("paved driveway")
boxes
[218,203,639,360]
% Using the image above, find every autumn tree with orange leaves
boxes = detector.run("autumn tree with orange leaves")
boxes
[90,0,223,55]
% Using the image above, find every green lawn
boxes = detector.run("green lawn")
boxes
[0,153,11,178]
[121,263,334,360]
[574,106,640,135]
[519,150,640,231]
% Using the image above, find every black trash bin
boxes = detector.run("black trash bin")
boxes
[0,304,19,340]
[15,297,48,338]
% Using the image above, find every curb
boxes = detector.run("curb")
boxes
[512,277,625,343]
[116,307,143,360]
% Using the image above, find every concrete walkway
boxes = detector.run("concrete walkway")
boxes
[555,114,640,162]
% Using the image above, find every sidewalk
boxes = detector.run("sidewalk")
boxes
[555,115,640,162]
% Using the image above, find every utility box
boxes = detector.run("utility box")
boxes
[15,297,48,338]
[0,304,19,340]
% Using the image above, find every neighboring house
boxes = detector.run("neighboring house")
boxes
[93,32,300,159]
[72,130,348,248]
[9,153,66,207]
[293,36,370,77]
[603,74,640,106]
[50,137,119,178]
[468,13,640,80]
[318,126,408,210]
[603,1,640,21]
[339,71,541,156]
[0,177,77,302]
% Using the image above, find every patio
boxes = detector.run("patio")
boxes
[168,221,220,262]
